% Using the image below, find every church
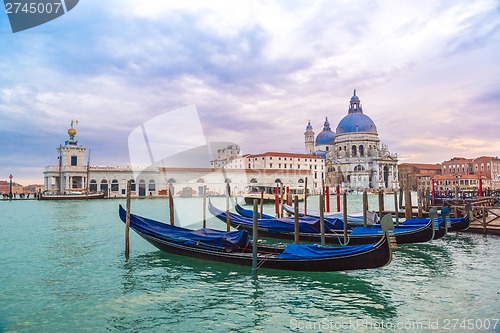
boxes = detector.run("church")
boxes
[304,90,399,191]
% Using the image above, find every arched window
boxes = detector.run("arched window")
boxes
[148,179,156,191]
[359,145,364,156]
[354,165,365,171]
[250,178,258,183]
[274,178,282,184]
[225,178,231,183]
[197,178,204,183]
[89,179,97,192]
[352,145,357,157]
[100,179,108,192]
[298,179,304,184]
[167,178,176,184]
[130,179,136,191]
[111,179,119,191]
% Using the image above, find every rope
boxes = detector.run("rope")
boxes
[256,253,273,269]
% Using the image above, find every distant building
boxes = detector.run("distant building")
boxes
[439,156,500,191]
[397,156,500,192]
[398,163,442,191]
[0,180,24,194]
[23,184,44,193]
[210,144,241,169]
[43,124,325,197]
[306,90,399,191]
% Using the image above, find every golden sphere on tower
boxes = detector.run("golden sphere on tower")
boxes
[68,128,77,136]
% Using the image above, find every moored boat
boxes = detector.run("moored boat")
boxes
[282,203,379,225]
[40,191,105,200]
[209,201,437,245]
[118,205,393,272]
[243,184,305,204]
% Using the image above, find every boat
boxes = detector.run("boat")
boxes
[402,204,471,232]
[282,203,379,225]
[243,184,305,204]
[117,205,393,272]
[40,191,105,200]
[209,201,440,245]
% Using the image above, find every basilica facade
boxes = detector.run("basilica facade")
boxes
[305,90,399,191]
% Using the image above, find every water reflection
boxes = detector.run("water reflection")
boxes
[112,249,397,332]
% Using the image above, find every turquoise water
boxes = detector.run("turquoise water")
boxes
[1,196,499,332]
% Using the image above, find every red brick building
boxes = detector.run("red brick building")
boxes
[398,163,442,191]
[0,180,24,195]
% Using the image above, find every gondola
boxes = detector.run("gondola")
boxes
[209,201,441,245]
[401,204,471,232]
[118,205,392,272]
[281,203,379,225]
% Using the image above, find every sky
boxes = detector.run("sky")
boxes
[1,0,499,185]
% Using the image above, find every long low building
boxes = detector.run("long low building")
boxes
[43,126,325,197]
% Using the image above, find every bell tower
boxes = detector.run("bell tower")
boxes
[304,120,315,154]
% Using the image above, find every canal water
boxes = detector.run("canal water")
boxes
[1,196,499,332]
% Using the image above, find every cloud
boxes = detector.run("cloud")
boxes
[1,0,499,184]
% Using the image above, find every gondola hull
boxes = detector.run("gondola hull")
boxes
[133,229,392,272]
[118,205,392,272]
[209,202,435,245]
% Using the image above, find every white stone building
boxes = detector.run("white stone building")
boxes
[306,90,399,191]
[43,125,325,197]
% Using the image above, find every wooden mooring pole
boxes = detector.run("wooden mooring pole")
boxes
[252,199,258,276]
[260,190,264,219]
[404,186,412,219]
[363,189,368,227]
[202,185,207,228]
[169,183,175,226]
[125,180,131,260]
[319,192,325,247]
[304,178,308,216]
[394,190,399,226]
[336,185,341,212]
[274,185,279,217]
[399,187,404,209]
[417,189,423,218]
[378,189,384,218]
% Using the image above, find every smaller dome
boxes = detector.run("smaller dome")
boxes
[315,117,335,145]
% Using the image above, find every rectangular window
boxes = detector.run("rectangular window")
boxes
[71,156,77,166]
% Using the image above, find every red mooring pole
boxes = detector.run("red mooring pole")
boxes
[336,185,341,212]
[325,186,330,212]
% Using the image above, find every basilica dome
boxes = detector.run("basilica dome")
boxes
[336,90,377,134]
